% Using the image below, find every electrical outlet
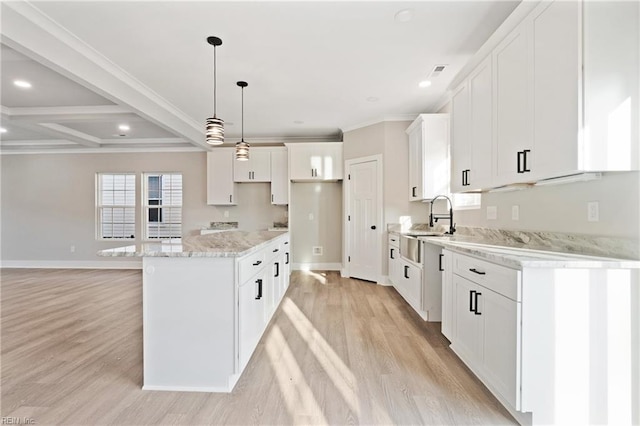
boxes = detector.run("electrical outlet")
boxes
[587,201,599,222]
[312,246,323,256]
[511,205,520,221]
[224,210,229,218]
[308,213,314,221]
[486,206,498,220]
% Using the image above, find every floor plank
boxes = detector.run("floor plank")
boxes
[1,268,517,425]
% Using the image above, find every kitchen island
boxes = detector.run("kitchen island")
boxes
[99,230,290,393]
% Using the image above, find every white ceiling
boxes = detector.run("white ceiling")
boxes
[0,0,519,153]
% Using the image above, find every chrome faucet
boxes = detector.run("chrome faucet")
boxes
[429,195,456,235]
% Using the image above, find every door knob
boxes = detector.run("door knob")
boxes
[370,225,376,230]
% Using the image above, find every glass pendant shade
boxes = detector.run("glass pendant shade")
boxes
[206,116,224,145]
[235,140,250,161]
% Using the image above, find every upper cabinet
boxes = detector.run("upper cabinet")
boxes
[233,149,271,182]
[207,149,237,205]
[287,142,343,181]
[270,148,289,205]
[406,114,450,201]
[451,0,639,192]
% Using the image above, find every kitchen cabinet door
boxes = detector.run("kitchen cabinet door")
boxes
[288,143,343,181]
[421,241,443,321]
[238,271,266,370]
[468,56,493,189]
[452,274,483,364]
[450,83,471,193]
[493,24,532,186]
[388,245,400,286]
[481,286,520,409]
[407,114,450,201]
[270,148,288,205]
[397,259,422,313]
[207,149,237,205]
[441,250,453,341]
[233,149,271,182]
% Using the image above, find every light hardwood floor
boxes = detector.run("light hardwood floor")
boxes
[1,268,516,425]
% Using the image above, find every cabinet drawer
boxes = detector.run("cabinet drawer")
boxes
[388,233,400,248]
[452,253,520,301]
[238,250,267,283]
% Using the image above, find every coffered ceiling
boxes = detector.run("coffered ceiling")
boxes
[0,1,519,153]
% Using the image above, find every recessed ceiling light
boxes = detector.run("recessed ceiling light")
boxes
[0,127,7,133]
[367,97,379,102]
[419,80,432,88]
[13,80,32,89]
[118,124,130,131]
[394,9,413,23]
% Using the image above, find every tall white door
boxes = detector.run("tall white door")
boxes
[347,159,380,282]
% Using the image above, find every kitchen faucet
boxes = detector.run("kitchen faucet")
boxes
[429,195,456,235]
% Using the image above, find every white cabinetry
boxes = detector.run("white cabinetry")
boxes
[450,252,521,410]
[238,269,266,370]
[233,148,271,182]
[287,142,343,181]
[396,259,422,312]
[388,234,401,285]
[440,249,453,340]
[270,148,288,205]
[207,149,237,205]
[451,0,639,192]
[406,114,450,201]
[451,58,494,192]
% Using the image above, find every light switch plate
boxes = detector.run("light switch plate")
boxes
[487,206,498,220]
[312,246,323,256]
[511,205,519,221]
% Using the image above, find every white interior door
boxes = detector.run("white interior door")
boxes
[347,158,380,282]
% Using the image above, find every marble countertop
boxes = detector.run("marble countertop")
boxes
[98,230,288,258]
[419,236,640,269]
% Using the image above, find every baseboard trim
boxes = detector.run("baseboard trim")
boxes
[292,262,342,271]
[377,275,393,286]
[142,384,231,393]
[0,260,143,269]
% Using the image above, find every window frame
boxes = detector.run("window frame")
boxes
[96,173,137,240]
[142,172,183,241]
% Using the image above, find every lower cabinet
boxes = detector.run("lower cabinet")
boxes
[440,250,453,340]
[395,259,423,313]
[448,251,521,412]
[238,270,267,370]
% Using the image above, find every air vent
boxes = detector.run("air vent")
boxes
[429,65,447,78]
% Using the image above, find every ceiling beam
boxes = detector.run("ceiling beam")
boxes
[36,123,101,147]
[2,105,137,124]
[1,1,209,150]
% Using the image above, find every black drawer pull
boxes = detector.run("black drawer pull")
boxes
[274,262,279,278]
[285,252,289,265]
[438,253,444,271]
[469,290,475,312]
[255,279,263,300]
[252,260,262,266]
[284,241,289,245]
[273,248,279,253]
[390,248,395,259]
[404,265,409,279]
[469,268,486,275]
[412,186,417,197]
[474,292,482,315]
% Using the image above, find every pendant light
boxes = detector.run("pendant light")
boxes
[235,81,250,161]
[205,36,224,145]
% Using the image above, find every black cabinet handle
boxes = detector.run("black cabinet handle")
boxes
[391,238,396,242]
[523,149,531,172]
[404,265,409,279]
[285,252,289,265]
[474,292,482,315]
[274,262,279,278]
[462,170,466,186]
[255,279,263,300]
[273,248,279,253]
[517,151,523,173]
[371,225,376,230]
[412,186,417,197]
[252,260,262,266]
[284,241,289,245]
[229,194,232,203]
[438,253,444,271]
[469,290,475,312]
[390,248,395,259]
[469,268,486,275]
[462,169,470,186]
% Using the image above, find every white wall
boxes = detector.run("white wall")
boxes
[290,182,342,266]
[0,152,287,264]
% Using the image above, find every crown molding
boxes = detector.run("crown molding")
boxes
[0,145,204,155]
[1,1,207,149]
[341,114,417,134]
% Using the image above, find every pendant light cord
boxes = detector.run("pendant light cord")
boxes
[213,46,217,118]
[241,85,244,141]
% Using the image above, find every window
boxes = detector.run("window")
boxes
[452,193,482,210]
[97,173,136,239]
[143,173,182,239]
